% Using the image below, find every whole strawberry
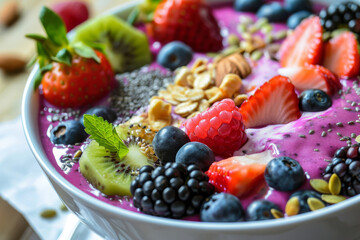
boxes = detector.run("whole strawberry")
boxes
[27,7,114,108]
[148,0,223,53]
[41,50,113,107]
[184,99,247,156]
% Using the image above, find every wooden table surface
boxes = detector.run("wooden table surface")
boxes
[0,0,132,122]
[0,1,131,239]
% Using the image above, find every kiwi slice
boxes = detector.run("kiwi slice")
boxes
[71,15,152,73]
[79,123,157,196]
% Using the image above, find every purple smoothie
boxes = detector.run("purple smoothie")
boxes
[38,3,357,221]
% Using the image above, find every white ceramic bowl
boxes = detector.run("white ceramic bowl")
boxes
[22,1,360,239]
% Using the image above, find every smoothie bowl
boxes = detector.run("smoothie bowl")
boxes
[22,0,360,239]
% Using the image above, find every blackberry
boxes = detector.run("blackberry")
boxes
[323,144,360,196]
[131,163,214,218]
[319,1,360,33]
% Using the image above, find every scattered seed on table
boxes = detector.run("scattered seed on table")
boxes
[40,209,57,219]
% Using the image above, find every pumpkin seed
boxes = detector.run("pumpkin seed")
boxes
[270,208,284,219]
[322,32,331,41]
[261,24,273,34]
[275,30,287,40]
[310,179,330,194]
[329,173,341,195]
[237,23,247,33]
[285,197,300,216]
[321,194,347,204]
[331,28,349,38]
[254,18,268,29]
[227,34,240,46]
[40,209,57,219]
[239,15,253,26]
[355,135,360,143]
[250,50,263,61]
[73,150,82,159]
[307,197,325,211]
[265,34,273,44]
[60,203,68,212]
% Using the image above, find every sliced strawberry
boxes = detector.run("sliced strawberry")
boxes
[278,16,323,67]
[322,31,360,79]
[206,151,273,198]
[149,0,223,52]
[278,64,341,96]
[239,75,301,128]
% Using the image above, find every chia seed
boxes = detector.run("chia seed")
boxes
[299,134,306,138]
[309,130,315,135]
[110,67,174,122]
[321,131,327,137]
[348,121,355,125]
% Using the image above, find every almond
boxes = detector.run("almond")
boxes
[0,1,20,27]
[0,54,26,74]
[215,52,251,86]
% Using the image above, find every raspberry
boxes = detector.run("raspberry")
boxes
[184,99,247,156]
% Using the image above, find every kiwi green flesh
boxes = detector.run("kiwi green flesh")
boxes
[71,15,152,73]
[79,140,152,196]
[115,124,128,141]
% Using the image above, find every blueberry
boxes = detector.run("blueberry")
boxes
[256,2,288,22]
[287,11,312,29]
[157,41,193,71]
[246,200,282,221]
[290,190,323,214]
[175,142,215,171]
[284,0,312,14]
[153,126,190,164]
[80,106,117,125]
[299,89,332,112]
[265,157,305,191]
[234,0,264,12]
[200,193,245,222]
[50,120,88,145]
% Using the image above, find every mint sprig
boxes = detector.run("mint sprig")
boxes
[84,115,129,159]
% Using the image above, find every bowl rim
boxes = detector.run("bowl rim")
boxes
[21,0,360,232]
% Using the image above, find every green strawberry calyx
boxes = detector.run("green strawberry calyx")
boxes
[127,0,162,25]
[26,6,101,90]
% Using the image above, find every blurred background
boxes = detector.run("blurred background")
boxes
[0,1,130,239]
[0,0,132,121]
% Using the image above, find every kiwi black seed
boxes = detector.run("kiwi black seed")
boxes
[71,15,152,73]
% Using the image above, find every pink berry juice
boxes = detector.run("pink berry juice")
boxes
[38,3,358,220]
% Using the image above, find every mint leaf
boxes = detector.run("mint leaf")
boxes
[51,48,72,66]
[72,42,100,63]
[84,115,129,159]
[33,63,53,90]
[39,6,68,46]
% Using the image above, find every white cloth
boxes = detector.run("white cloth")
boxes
[0,117,72,239]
